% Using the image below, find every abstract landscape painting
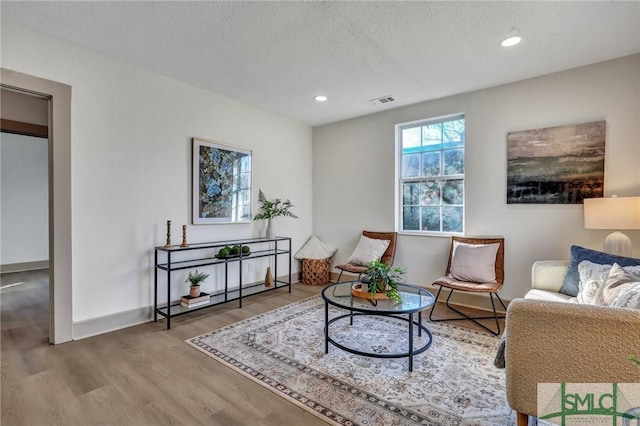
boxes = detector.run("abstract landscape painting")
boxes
[507,121,605,204]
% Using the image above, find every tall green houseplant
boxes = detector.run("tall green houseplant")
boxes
[253,189,298,238]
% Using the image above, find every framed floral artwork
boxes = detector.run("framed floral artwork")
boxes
[192,138,252,224]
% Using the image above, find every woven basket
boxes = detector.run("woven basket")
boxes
[301,257,331,286]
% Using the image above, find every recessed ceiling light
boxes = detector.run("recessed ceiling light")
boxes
[314,95,328,102]
[499,28,522,47]
[500,35,521,47]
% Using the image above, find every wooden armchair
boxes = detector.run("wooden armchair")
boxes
[428,236,506,335]
[334,231,397,283]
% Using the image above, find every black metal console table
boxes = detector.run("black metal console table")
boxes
[154,236,291,329]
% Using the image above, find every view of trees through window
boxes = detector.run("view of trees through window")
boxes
[398,115,465,233]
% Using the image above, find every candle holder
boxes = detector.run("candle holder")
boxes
[163,220,172,248]
[180,225,189,248]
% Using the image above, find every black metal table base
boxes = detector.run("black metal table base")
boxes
[324,310,433,372]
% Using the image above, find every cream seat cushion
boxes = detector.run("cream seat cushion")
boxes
[524,289,575,303]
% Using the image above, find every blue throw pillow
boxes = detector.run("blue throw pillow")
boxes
[559,245,640,296]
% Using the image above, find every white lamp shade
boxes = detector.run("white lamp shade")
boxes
[583,196,640,230]
[584,196,640,256]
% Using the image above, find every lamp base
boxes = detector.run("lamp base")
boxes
[603,231,632,257]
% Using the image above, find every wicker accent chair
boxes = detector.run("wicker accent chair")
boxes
[334,231,397,283]
[428,236,506,335]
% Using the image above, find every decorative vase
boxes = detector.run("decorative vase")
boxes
[266,218,275,239]
[190,286,200,297]
[265,266,274,287]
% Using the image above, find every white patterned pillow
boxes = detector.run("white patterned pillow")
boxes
[594,263,640,307]
[576,261,611,305]
[613,288,640,310]
[347,235,390,266]
[294,235,337,260]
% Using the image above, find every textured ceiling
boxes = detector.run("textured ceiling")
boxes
[2,1,639,126]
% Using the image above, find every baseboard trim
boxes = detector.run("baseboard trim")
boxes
[73,306,153,340]
[73,275,303,340]
[1,260,49,273]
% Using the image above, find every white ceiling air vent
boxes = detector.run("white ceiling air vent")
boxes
[369,95,396,105]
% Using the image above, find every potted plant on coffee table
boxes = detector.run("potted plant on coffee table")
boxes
[186,270,209,297]
[362,259,406,303]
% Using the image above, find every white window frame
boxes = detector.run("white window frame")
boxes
[395,113,465,235]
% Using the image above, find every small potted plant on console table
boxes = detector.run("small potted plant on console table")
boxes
[186,270,209,297]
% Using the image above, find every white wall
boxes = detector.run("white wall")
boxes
[313,54,640,302]
[3,19,639,334]
[0,133,49,265]
[1,21,313,330]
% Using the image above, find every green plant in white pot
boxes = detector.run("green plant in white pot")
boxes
[186,270,209,297]
[363,259,406,303]
[253,189,298,238]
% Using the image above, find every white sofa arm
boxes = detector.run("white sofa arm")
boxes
[531,260,569,292]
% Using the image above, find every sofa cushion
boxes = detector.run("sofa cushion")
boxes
[559,245,640,296]
[524,288,576,303]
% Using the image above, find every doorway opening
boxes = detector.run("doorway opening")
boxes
[1,88,50,343]
[1,68,73,344]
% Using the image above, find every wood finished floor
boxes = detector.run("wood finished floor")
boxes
[1,270,505,425]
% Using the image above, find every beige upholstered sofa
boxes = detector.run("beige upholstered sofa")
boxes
[505,261,640,425]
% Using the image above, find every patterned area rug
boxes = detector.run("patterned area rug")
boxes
[186,296,514,425]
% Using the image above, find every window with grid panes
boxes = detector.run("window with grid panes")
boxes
[397,115,465,233]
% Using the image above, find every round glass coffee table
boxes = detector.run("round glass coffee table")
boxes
[321,280,436,372]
